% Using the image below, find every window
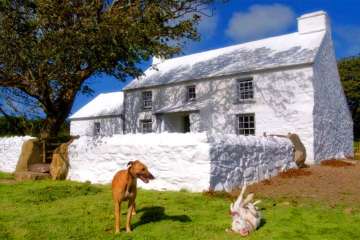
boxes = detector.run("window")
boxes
[187,85,196,101]
[236,114,255,136]
[142,91,152,110]
[141,119,152,133]
[237,78,254,101]
[94,122,101,136]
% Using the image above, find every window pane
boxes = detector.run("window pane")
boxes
[143,91,152,109]
[237,78,254,101]
[141,119,152,133]
[236,113,255,136]
[187,86,196,101]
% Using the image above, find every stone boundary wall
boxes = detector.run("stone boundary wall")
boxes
[208,134,296,191]
[0,136,33,172]
[67,133,295,192]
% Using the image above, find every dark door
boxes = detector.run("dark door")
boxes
[183,115,190,133]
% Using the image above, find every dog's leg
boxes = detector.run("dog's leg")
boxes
[126,199,135,233]
[130,201,136,216]
[114,200,121,234]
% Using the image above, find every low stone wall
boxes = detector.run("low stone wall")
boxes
[68,133,296,192]
[67,133,211,191]
[0,136,33,172]
[209,134,296,191]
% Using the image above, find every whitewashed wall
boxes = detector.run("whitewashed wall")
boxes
[312,32,354,162]
[70,116,123,137]
[124,66,315,162]
[209,134,296,191]
[68,133,211,191]
[68,133,295,192]
[0,136,33,172]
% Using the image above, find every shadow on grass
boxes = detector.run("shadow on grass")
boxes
[133,206,191,229]
[259,218,266,229]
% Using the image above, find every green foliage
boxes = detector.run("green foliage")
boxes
[0,116,69,137]
[0,0,219,137]
[338,55,360,139]
[0,178,360,239]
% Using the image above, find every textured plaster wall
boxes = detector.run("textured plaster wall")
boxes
[68,133,211,192]
[0,136,33,172]
[124,66,315,161]
[312,32,353,161]
[209,134,295,191]
[70,117,123,137]
[67,133,295,192]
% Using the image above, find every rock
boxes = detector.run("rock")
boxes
[15,171,50,181]
[15,139,42,172]
[28,163,50,173]
[50,143,70,180]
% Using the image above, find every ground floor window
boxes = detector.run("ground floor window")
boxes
[141,119,152,133]
[236,113,255,135]
[94,122,101,136]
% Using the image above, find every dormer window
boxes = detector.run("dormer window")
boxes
[187,85,196,101]
[237,78,254,102]
[142,91,152,110]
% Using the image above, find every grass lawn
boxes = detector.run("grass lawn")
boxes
[1,173,360,240]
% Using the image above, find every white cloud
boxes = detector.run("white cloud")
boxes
[225,4,295,42]
[334,25,360,57]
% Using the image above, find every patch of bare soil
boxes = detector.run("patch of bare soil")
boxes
[247,161,360,205]
[320,159,354,167]
[278,168,312,178]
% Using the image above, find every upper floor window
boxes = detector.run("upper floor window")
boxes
[94,122,101,136]
[140,119,152,133]
[142,91,152,110]
[236,113,255,136]
[237,78,254,102]
[187,85,196,101]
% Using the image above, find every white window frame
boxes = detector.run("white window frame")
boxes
[94,122,101,136]
[186,85,196,101]
[140,119,152,133]
[236,113,255,136]
[237,78,254,102]
[142,91,152,110]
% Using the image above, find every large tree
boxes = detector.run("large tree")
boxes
[338,55,360,139]
[0,0,220,138]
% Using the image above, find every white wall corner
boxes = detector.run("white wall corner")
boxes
[297,11,330,34]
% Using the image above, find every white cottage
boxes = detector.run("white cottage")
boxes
[122,11,353,163]
[69,92,124,137]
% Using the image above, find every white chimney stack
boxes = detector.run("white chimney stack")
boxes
[152,56,165,65]
[297,11,330,34]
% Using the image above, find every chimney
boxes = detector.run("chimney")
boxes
[152,56,165,65]
[297,11,330,34]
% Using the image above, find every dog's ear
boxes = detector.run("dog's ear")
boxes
[127,161,134,168]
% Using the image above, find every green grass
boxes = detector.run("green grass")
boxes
[1,178,360,240]
[0,171,14,180]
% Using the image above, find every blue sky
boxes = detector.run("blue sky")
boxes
[71,0,360,114]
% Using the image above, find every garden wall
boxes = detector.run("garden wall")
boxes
[67,133,296,192]
[0,136,33,172]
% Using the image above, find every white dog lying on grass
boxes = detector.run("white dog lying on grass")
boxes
[227,185,262,236]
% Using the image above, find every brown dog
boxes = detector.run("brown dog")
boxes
[112,160,155,233]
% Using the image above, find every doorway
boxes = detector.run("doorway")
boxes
[183,115,190,133]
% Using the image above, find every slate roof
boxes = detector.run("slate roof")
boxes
[69,92,123,120]
[124,30,326,90]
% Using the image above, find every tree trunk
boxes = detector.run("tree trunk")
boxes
[41,104,72,140]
